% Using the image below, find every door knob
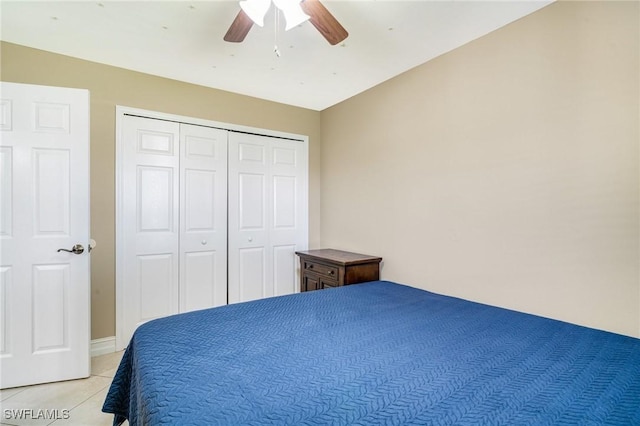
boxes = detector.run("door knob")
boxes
[57,244,85,254]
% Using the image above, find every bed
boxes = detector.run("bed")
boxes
[103,280,640,425]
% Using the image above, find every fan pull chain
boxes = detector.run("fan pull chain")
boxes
[274,6,281,57]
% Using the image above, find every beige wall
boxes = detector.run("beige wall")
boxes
[321,1,640,337]
[0,42,322,339]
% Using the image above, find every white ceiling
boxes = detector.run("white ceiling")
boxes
[0,0,552,111]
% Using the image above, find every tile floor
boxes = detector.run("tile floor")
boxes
[0,351,125,426]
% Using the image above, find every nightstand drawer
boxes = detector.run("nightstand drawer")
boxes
[303,260,338,279]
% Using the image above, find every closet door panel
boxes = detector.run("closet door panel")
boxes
[238,247,266,302]
[228,133,270,303]
[270,139,307,296]
[183,250,217,311]
[179,124,228,312]
[137,166,175,233]
[239,173,266,229]
[137,253,175,322]
[228,133,307,303]
[121,116,180,345]
[184,169,215,230]
[273,244,297,296]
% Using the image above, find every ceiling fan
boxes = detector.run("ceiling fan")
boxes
[224,0,348,45]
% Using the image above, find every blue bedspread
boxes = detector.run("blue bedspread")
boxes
[103,281,640,425]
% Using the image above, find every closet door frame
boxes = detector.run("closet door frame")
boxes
[115,106,308,350]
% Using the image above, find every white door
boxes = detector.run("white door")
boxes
[269,138,308,296]
[119,115,180,349]
[0,82,90,389]
[179,124,227,312]
[117,117,228,349]
[228,132,307,303]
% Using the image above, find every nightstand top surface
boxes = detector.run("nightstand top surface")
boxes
[295,249,382,266]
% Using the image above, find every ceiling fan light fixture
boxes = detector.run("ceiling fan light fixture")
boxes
[239,0,271,27]
[226,0,347,45]
[273,0,310,31]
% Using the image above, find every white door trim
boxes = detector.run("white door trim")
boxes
[115,106,308,350]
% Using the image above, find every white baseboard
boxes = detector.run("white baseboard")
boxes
[91,336,116,357]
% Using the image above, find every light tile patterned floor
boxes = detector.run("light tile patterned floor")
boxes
[1,351,125,426]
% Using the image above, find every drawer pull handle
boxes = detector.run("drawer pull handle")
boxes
[307,264,313,269]
[328,270,334,275]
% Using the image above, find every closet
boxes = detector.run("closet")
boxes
[116,109,307,349]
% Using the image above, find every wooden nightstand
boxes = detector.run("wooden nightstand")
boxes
[295,249,382,292]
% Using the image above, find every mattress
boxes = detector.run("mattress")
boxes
[103,281,640,425]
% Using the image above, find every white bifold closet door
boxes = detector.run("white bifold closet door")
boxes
[228,132,306,303]
[119,116,227,346]
[118,112,307,348]
[178,124,228,312]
